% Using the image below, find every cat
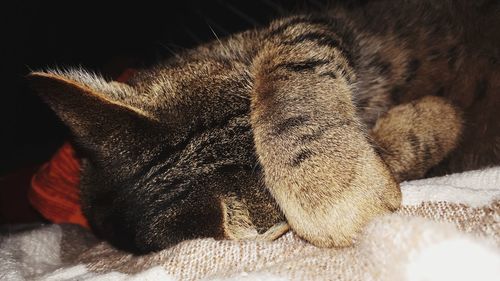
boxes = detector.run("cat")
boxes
[28,0,500,254]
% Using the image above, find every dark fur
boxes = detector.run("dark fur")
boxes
[29,0,499,253]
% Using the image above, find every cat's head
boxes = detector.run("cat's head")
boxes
[27,65,279,253]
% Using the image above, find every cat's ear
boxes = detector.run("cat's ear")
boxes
[27,69,152,142]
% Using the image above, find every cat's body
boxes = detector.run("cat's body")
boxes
[29,0,500,253]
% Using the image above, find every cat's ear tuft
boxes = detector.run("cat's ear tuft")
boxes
[27,70,151,141]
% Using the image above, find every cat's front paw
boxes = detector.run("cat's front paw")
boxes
[283,149,401,247]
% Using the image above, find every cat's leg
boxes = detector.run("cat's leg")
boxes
[371,96,463,182]
[249,19,401,247]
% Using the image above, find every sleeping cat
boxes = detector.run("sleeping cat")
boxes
[29,0,500,254]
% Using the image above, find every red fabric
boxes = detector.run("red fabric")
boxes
[28,69,135,228]
[29,142,87,227]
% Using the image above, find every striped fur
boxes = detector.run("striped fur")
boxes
[29,0,499,253]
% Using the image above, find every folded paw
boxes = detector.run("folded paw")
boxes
[279,147,401,247]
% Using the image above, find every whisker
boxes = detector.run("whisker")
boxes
[160,42,188,51]
[204,16,230,36]
[158,43,182,60]
[207,23,232,55]
[222,1,262,26]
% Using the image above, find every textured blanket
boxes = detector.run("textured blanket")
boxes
[1,167,499,281]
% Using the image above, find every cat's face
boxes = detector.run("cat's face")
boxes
[28,51,281,253]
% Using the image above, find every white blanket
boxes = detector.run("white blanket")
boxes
[1,167,499,281]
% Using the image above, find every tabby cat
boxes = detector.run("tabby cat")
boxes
[29,0,500,254]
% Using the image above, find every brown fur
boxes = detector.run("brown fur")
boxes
[372,96,463,182]
[29,0,499,253]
